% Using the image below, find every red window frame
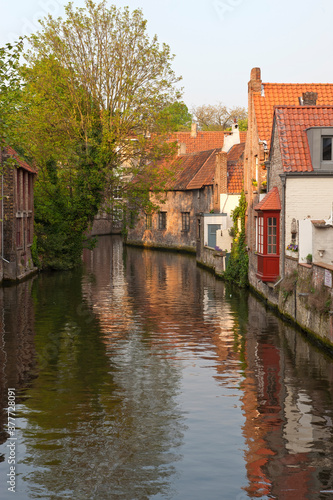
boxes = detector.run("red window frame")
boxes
[256,210,280,282]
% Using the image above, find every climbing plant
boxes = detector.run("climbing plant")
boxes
[224,191,248,288]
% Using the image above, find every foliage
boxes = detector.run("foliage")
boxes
[0,37,25,143]
[156,102,192,131]
[307,286,331,314]
[191,102,247,131]
[279,271,298,301]
[15,0,183,269]
[306,253,312,263]
[224,191,248,287]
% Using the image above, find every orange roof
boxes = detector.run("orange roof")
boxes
[6,147,36,174]
[170,131,227,154]
[240,131,247,143]
[227,143,245,193]
[274,105,333,172]
[254,83,333,149]
[254,187,281,211]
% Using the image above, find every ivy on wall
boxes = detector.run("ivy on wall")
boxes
[224,191,248,288]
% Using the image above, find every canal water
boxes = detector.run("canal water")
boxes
[1,236,333,499]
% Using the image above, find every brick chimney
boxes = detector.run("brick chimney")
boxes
[300,91,318,106]
[214,152,228,212]
[191,122,197,138]
[248,67,262,93]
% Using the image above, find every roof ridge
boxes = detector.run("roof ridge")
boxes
[263,82,333,86]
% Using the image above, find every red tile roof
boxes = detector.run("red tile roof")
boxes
[274,105,333,172]
[170,131,226,154]
[164,143,244,193]
[167,149,218,190]
[240,131,247,143]
[254,83,333,149]
[227,143,245,193]
[6,147,36,174]
[254,187,281,211]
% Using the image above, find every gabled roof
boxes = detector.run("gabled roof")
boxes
[254,187,281,211]
[274,105,333,172]
[167,149,219,190]
[6,147,36,174]
[254,83,333,149]
[164,142,245,193]
[227,143,245,193]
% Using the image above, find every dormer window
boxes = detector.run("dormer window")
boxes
[322,137,332,161]
[307,127,333,169]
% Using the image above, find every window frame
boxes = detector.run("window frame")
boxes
[158,211,167,230]
[145,213,152,230]
[181,212,190,232]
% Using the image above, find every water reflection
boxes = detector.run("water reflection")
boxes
[243,297,333,499]
[0,236,332,499]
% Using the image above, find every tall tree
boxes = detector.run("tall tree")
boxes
[18,0,183,269]
[0,37,25,144]
[192,103,247,131]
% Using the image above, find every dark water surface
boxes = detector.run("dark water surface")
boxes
[1,236,333,499]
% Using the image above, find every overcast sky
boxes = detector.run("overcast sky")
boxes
[1,0,333,110]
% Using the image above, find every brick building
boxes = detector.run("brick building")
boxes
[0,146,36,281]
[127,125,245,254]
[245,67,333,286]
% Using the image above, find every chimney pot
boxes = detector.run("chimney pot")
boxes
[191,122,197,138]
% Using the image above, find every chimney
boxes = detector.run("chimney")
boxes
[191,122,197,138]
[222,121,240,153]
[299,92,318,106]
[248,67,262,93]
[214,152,228,212]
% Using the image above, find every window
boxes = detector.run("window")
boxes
[182,212,190,232]
[307,127,333,169]
[16,219,22,247]
[146,213,152,230]
[158,212,167,230]
[322,137,332,161]
[267,217,277,254]
[257,216,264,254]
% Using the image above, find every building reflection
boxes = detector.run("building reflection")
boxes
[83,237,333,497]
[242,294,333,498]
[0,280,37,460]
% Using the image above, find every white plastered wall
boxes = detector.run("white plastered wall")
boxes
[286,177,333,262]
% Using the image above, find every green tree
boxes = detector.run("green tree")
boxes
[192,102,247,131]
[17,0,182,269]
[224,191,248,288]
[156,102,192,131]
[0,37,25,143]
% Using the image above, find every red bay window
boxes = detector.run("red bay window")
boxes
[254,188,281,282]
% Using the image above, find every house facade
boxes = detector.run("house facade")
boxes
[0,147,36,281]
[249,103,333,341]
[127,123,245,254]
[127,149,219,252]
[244,68,333,281]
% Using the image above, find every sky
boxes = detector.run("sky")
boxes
[1,0,333,111]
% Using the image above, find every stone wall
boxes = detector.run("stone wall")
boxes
[127,187,213,251]
[250,261,333,349]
